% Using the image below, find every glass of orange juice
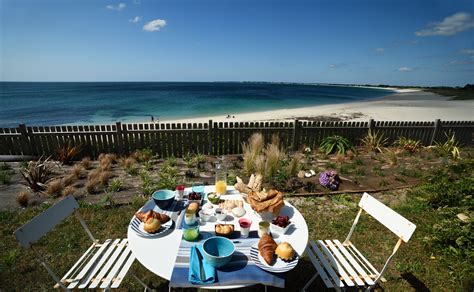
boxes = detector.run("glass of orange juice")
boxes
[215,163,227,195]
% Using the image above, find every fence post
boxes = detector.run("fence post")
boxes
[115,122,123,155]
[18,123,32,155]
[208,120,213,155]
[292,119,299,151]
[368,119,375,132]
[430,119,441,145]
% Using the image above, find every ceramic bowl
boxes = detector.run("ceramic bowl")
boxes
[202,236,235,268]
[152,190,175,210]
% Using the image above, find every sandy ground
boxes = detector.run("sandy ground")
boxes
[164,91,473,123]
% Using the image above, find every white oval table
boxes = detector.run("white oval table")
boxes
[127,186,309,289]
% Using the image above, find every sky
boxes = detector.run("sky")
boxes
[0,0,473,86]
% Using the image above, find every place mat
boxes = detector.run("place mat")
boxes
[169,231,285,288]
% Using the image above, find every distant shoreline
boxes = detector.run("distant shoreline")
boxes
[164,91,473,123]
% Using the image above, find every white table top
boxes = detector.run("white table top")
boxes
[127,185,309,285]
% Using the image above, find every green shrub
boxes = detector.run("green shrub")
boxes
[395,137,421,153]
[433,132,461,160]
[134,148,155,162]
[0,163,11,171]
[108,178,123,192]
[320,135,354,155]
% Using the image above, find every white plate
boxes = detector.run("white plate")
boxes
[130,216,174,238]
[249,242,299,273]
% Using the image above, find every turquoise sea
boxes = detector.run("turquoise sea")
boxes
[0,82,394,127]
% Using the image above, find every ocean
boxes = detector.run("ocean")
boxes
[0,82,394,127]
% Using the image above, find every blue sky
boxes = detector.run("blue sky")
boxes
[0,0,473,86]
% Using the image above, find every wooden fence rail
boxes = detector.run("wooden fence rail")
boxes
[0,119,472,158]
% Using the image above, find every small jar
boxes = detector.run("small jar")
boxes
[258,221,270,238]
[176,185,185,199]
[183,221,200,241]
[184,209,197,225]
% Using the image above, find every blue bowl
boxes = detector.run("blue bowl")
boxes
[202,236,235,268]
[152,190,175,210]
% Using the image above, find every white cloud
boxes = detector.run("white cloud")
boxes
[374,48,385,53]
[143,19,167,32]
[329,64,337,68]
[106,3,126,11]
[129,16,141,23]
[460,49,474,56]
[415,12,474,36]
[446,59,474,66]
[398,67,414,72]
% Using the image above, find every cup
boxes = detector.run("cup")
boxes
[258,221,270,238]
[239,218,252,238]
[175,185,185,199]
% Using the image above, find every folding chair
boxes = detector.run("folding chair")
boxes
[303,192,416,291]
[14,195,149,291]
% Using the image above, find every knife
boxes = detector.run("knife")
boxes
[195,247,206,281]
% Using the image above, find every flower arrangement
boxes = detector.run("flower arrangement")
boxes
[319,170,341,191]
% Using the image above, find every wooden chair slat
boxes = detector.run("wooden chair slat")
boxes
[332,240,375,286]
[324,240,365,286]
[316,240,355,286]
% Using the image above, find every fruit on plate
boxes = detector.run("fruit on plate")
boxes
[188,191,202,201]
[215,224,234,237]
[143,218,161,233]
[258,234,277,265]
[275,242,295,261]
[271,215,290,228]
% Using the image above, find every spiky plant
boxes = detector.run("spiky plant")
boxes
[433,132,461,160]
[254,155,266,175]
[287,154,302,177]
[265,143,286,178]
[46,179,63,197]
[361,130,388,153]
[80,156,92,169]
[242,133,264,175]
[20,156,54,192]
[395,137,421,153]
[320,135,354,155]
[57,142,81,165]
[16,191,29,207]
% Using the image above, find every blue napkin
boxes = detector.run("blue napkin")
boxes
[188,245,216,284]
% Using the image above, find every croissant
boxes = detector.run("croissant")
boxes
[258,234,277,265]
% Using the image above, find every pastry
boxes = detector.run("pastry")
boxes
[258,234,277,265]
[275,242,295,261]
[215,224,234,237]
[219,199,244,212]
[135,210,170,224]
[187,202,199,213]
[234,174,263,195]
[248,189,284,215]
[143,218,161,233]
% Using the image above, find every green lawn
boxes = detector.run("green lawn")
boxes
[0,160,472,291]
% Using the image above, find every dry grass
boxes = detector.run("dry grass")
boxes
[87,169,101,181]
[62,174,78,186]
[85,178,99,194]
[71,164,84,178]
[16,190,29,207]
[254,155,266,175]
[62,185,76,196]
[80,157,92,170]
[121,157,137,169]
[335,153,346,163]
[346,149,355,160]
[99,171,111,186]
[242,133,264,175]
[265,142,285,178]
[287,154,302,177]
[46,179,63,197]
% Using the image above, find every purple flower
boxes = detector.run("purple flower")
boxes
[319,170,341,191]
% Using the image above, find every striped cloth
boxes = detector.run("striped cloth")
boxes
[169,229,285,288]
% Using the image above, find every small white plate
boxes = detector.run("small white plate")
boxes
[249,242,299,273]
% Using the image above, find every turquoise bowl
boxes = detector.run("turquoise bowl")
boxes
[202,236,235,268]
[152,190,175,210]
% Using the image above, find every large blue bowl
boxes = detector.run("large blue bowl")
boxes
[152,190,175,210]
[202,236,235,268]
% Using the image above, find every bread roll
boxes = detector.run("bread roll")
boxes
[144,218,161,233]
[275,242,295,261]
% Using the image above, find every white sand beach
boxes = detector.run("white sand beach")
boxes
[166,91,473,123]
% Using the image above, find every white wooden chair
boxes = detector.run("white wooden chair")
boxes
[14,195,149,291]
[303,192,416,291]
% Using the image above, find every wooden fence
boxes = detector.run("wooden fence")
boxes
[0,119,472,158]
